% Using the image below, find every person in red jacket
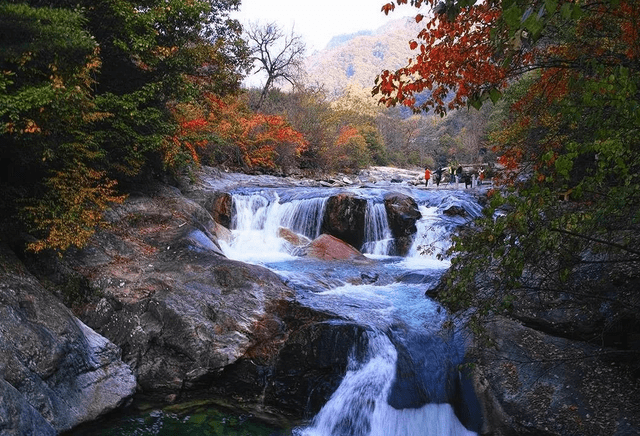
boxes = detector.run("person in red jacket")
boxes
[424,167,431,187]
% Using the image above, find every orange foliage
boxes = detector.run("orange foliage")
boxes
[167,93,308,170]
[377,0,640,116]
[323,125,370,171]
[375,1,515,114]
[23,165,126,253]
[335,126,361,147]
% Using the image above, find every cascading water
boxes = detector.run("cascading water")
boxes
[362,201,393,256]
[221,186,483,436]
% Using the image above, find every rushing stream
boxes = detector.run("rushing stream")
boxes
[70,183,484,436]
[220,185,483,436]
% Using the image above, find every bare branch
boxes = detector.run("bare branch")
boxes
[245,21,306,110]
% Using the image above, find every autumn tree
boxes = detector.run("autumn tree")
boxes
[253,86,337,172]
[0,4,125,252]
[245,22,306,111]
[1,0,249,252]
[379,0,640,346]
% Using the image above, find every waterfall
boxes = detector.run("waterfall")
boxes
[223,192,328,263]
[223,187,482,436]
[362,201,393,256]
[295,331,476,436]
[406,205,453,262]
[231,192,327,240]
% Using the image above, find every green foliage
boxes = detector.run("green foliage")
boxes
[0,0,248,252]
[439,1,640,332]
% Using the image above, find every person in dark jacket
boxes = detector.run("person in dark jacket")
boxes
[435,168,443,187]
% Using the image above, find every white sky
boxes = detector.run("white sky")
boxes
[232,0,418,53]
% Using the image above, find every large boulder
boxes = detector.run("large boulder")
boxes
[211,300,372,420]
[383,192,422,256]
[64,187,295,401]
[265,320,371,417]
[302,234,370,262]
[471,316,640,436]
[320,193,367,249]
[0,245,135,435]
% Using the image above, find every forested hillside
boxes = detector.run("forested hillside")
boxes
[304,18,422,98]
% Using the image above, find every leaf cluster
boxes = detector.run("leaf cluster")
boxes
[434,0,640,343]
[0,1,248,252]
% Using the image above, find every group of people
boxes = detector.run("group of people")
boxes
[424,166,485,188]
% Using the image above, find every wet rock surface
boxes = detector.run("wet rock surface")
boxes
[384,192,422,256]
[3,167,637,435]
[301,234,371,262]
[320,193,367,249]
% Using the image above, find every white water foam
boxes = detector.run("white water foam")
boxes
[223,193,327,263]
[362,201,393,256]
[295,332,476,436]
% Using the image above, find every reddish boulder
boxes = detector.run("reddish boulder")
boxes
[305,234,369,262]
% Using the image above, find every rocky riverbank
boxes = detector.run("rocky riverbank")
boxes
[1,166,637,435]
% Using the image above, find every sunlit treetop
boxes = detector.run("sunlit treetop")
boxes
[374,0,639,115]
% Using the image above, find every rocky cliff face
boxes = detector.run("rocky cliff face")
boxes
[446,231,640,435]
[471,315,640,436]
[0,245,136,435]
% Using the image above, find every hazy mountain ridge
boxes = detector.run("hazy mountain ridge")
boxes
[304,18,422,98]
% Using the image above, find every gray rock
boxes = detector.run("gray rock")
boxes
[0,245,135,434]
[321,193,368,249]
[67,187,295,400]
[471,316,640,436]
[383,192,422,256]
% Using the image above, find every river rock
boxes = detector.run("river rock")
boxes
[384,192,422,256]
[208,192,233,228]
[63,186,295,400]
[471,316,640,436]
[265,320,371,417]
[321,193,367,249]
[278,227,311,247]
[303,234,370,262]
[0,244,136,434]
[443,205,467,217]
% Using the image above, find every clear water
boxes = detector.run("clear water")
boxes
[65,402,291,436]
[69,185,482,436]
[222,186,482,436]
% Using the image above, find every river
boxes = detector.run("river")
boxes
[68,179,485,436]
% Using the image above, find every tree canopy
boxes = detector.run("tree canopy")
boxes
[0,0,249,252]
[377,0,640,338]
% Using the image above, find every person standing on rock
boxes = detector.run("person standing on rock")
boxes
[424,167,431,187]
[435,168,443,187]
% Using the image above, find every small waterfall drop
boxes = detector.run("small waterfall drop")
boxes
[295,331,476,436]
[362,201,393,256]
[222,191,328,263]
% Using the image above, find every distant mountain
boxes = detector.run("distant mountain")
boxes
[304,18,423,98]
[325,30,373,50]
